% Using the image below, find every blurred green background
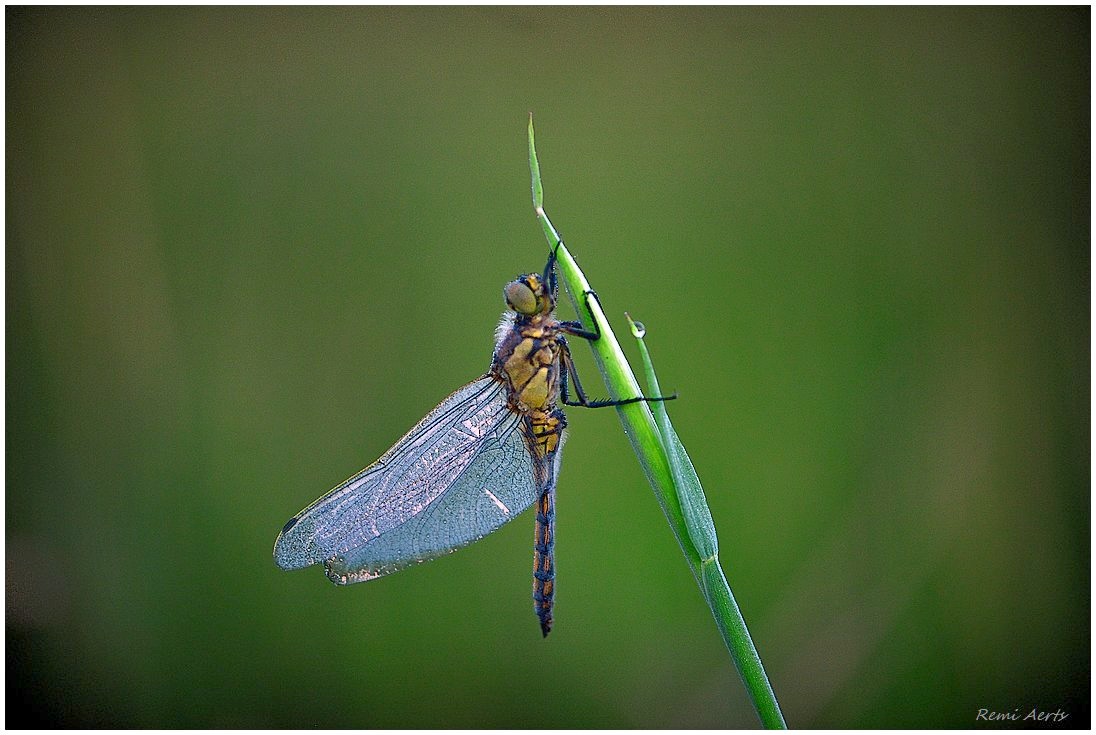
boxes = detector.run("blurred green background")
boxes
[6,6,1089,728]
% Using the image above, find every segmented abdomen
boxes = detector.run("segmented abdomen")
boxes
[532,487,555,637]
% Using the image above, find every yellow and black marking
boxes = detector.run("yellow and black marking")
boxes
[527,411,564,457]
[488,243,675,637]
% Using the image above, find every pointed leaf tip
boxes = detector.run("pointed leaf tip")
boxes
[528,116,544,210]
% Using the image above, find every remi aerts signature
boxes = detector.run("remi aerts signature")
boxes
[976,708,1069,724]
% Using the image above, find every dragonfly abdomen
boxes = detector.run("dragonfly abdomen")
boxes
[532,487,556,637]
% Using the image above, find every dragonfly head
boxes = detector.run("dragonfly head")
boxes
[504,273,555,318]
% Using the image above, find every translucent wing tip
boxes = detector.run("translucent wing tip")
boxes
[274,515,386,584]
[273,514,321,571]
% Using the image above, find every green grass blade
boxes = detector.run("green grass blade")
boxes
[626,315,718,560]
[629,315,785,729]
[702,558,787,729]
[528,116,786,729]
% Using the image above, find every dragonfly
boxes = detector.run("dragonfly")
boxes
[273,245,672,636]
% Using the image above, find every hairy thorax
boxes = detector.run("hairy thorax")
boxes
[491,313,566,459]
[493,314,562,414]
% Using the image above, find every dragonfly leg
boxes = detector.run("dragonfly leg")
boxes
[559,338,677,409]
[543,240,560,299]
[558,289,602,342]
[533,485,555,637]
[543,235,602,341]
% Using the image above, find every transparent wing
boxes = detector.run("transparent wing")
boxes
[273,375,547,584]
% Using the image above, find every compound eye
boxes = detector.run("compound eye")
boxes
[504,280,538,315]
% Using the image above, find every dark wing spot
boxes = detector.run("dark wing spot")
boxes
[281,516,299,535]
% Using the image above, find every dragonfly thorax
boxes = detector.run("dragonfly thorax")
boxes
[492,311,564,415]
